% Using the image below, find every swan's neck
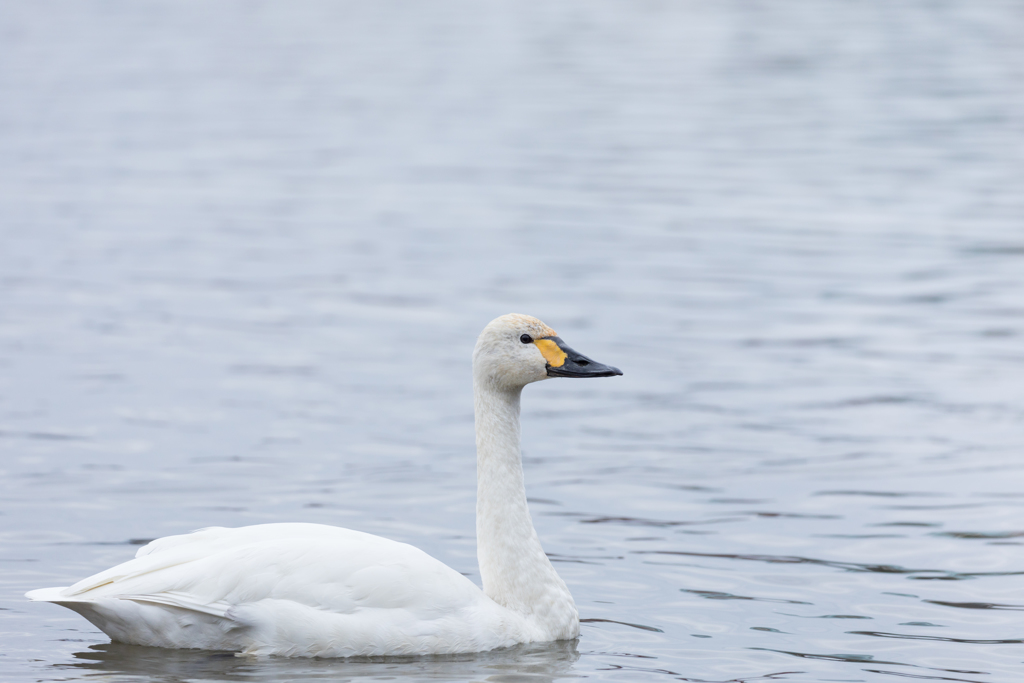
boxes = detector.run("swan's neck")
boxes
[474,381,578,638]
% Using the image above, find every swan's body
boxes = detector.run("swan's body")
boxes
[28,524,538,656]
[27,314,621,657]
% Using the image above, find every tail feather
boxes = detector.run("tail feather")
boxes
[26,586,247,650]
[25,587,75,602]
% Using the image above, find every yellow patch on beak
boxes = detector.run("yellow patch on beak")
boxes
[534,339,567,367]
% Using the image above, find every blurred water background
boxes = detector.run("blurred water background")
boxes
[2,2,1024,681]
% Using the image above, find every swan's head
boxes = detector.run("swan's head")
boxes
[473,313,622,390]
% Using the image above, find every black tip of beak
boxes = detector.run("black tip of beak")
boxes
[547,360,622,378]
[543,338,623,378]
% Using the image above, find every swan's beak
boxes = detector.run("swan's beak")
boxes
[535,337,623,378]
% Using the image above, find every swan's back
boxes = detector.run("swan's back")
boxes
[28,524,533,657]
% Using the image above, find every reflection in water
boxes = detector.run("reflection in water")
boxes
[61,640,581,682]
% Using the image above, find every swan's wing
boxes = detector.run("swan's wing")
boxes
[30,524,517,655]
[64,523,374,595]
[66,523,479,610]
[133,523,370,559]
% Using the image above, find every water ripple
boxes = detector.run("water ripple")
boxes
[637,550,1024,581]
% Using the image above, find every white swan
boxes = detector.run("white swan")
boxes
[26,314,622,657]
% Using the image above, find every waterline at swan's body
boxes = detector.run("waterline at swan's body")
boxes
[26,314,621,657]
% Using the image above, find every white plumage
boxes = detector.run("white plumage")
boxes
[27,314,621,657]
[29,524,533,656]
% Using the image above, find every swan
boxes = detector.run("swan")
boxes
[26,314,622,657]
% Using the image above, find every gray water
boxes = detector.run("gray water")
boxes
[2,2,1024,681]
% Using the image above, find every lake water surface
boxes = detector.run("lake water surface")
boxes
[2,2,1024,681]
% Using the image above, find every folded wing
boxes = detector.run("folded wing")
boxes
[27,523,522,656]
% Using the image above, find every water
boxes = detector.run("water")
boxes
[2,1,1023,681]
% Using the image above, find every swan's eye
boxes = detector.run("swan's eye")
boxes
[520,334,533,344]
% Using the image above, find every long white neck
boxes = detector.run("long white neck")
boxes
[474,379,579,639]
